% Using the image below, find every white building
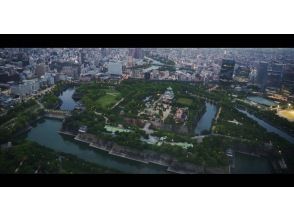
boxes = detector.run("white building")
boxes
[162,87,174,101]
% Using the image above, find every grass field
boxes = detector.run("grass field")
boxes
[81,88,122,110]
[97,94,119,109]
[97,90,121,109]
[176,97,193,106]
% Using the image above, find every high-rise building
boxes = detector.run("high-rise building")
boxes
[134,48,144,59]
[128,48,135,57]
[233,65,250,83]
[267,62,283,89]
[219,59,235,81]
[128,48,144,59]
[256,61,268,89]
[127,49,135,67]
[282,63,294,93]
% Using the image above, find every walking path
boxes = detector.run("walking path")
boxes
[35,99,44,109]
[111,98,125,109]
[192,133,251,142]
[94,111,109,124]
[215,106,222,122]
[142,122,154,134]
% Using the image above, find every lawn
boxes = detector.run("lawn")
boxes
[96,89,121,109]
[81,87,122,110]
[176,97,193,106]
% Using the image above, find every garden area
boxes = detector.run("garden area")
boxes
[61,80,230,169]
[76,83,122,111]
[0,140,119,173]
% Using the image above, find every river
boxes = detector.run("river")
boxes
[194,102,217,135]
[59,87,77,110]
[232,152,272,174]
[26,119,168,173]
[232,108,294,173]
[194,102,273,173]
[26,87,168,174]
[236,108,294,144]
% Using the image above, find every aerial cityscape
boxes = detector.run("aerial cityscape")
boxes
[0,48,293,174]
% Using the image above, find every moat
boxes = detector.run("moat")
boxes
[27,118,169,173]
[25,87,277,173]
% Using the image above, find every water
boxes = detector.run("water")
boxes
[25,88,279,174]
[195,102,217,135]
[193,103,273,173]
[25,87,168,173]
[232,152,272,174]
[26,119,168,173]
[236,108,294,144]
[59,88,77,110]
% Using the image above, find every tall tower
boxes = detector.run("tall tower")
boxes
[134,48,144,59]
[267,62,283,89]
[219,59,235,82]
[127,48,135,67]
[129,48,144,59]
[282,63,294,93]
[256,61,268,90]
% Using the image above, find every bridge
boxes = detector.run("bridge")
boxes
[44,109,72,119]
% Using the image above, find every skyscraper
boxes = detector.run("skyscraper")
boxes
[234,65,250,83]
[128,48,144,59]
[128,48,135,57]
[267,62,283,89]
[256,61,268,89]
[283,63,294,93]
[219,59,235,81]
[134,48,144,59]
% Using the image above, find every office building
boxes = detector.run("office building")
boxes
[256,61,268,89]
[267,62,283,89]
[134,48,144,59]
[283,64,294,84]
[219,59,235,81]
[234,65,250,83]
[128,48,144,59]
